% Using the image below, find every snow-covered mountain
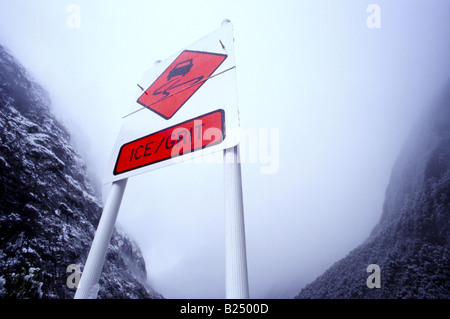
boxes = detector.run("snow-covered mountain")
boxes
[0,44,162,299]
[295,83,450,298]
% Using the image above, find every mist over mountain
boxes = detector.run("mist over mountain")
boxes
[0,44,162,299]
[295,83,450,299]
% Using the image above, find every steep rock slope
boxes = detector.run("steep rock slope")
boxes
[0,44,162,299]
[296,84,450,299]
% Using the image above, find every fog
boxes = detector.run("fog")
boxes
[1,0,450,298]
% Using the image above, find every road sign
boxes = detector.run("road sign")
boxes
[104,21,239,183]
[137,50,227,119]
[78,21,248,300]
[113,109,225,175]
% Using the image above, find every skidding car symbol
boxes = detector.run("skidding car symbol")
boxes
[167,59,193,80]
[153,58,203,98]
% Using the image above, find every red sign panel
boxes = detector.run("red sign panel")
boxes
[137,50,227,119]
[114,109,225,175]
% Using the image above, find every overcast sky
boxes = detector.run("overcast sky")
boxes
[1,0,450,298]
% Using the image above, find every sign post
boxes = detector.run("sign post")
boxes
[224,145,249,299]
[74,178,128,299]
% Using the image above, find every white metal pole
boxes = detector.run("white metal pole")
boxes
[74,178,128,299]
[224,144,249,299]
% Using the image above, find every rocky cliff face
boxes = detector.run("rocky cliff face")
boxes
[296,84,450,299]
[0,44,162,299]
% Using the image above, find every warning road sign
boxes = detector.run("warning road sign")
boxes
[137,50,227,120]
[114,109,224,175]
[78,21,248,302]
[104,21,239,183]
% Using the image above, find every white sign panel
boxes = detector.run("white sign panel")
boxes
[104,21,239,184]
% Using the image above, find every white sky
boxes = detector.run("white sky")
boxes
[1,0,449,298]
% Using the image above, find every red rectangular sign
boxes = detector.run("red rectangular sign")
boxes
[114,110,225,175]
